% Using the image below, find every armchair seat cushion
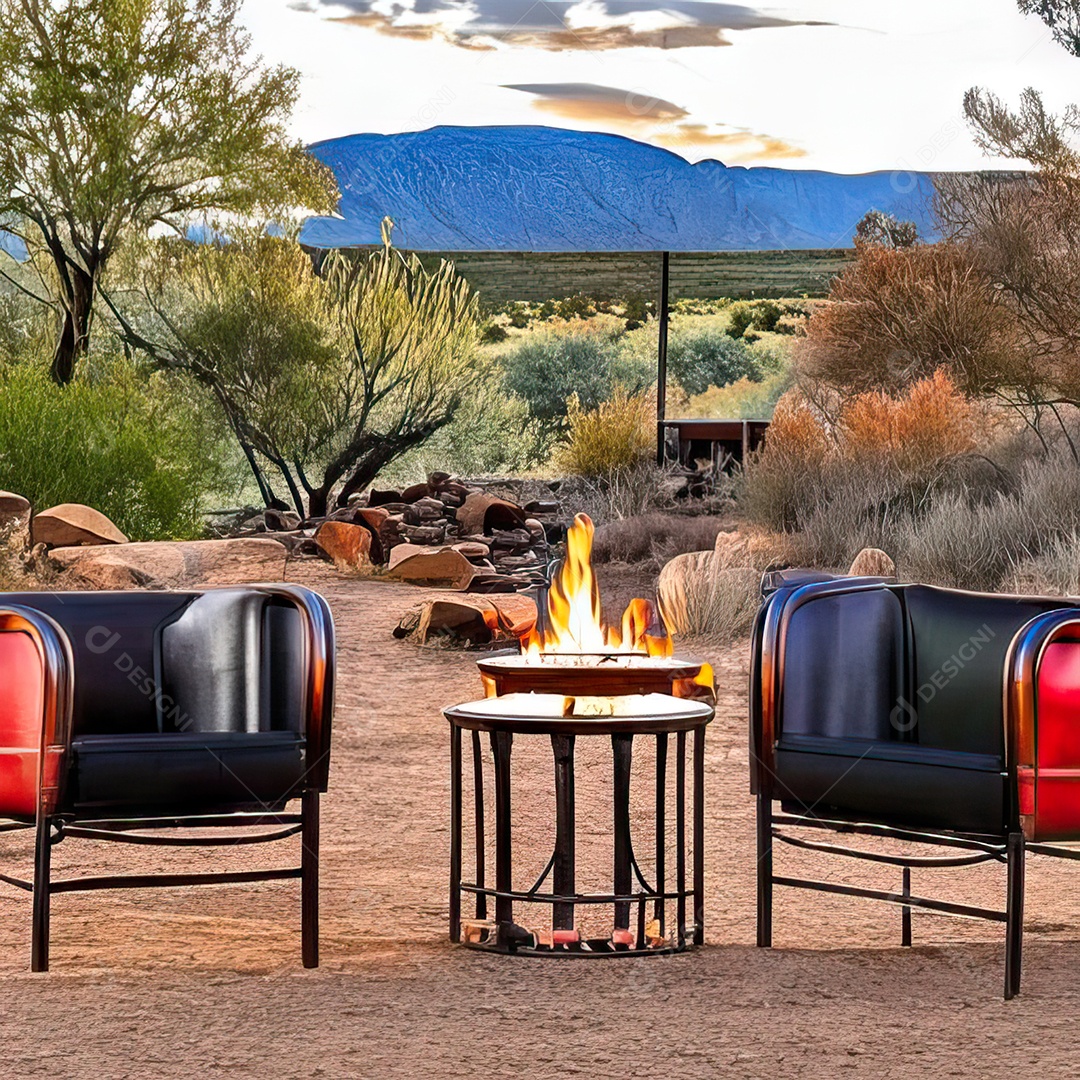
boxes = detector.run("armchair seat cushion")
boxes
[70,731,306,815]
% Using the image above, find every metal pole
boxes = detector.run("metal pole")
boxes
[656,251,670,466]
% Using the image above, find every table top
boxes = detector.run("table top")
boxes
[444,692,714,736]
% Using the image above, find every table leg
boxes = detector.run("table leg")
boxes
[676,730,686,948]
[551,734,576,931]
[449,723,462,942]
[693,725,705,945]
[613,734,634,931]
[655,733,668,935]
[491,731,514,925]
[472,731,487,920]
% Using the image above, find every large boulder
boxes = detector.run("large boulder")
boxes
[848,547,896,577]
[33,504,128,547]
[387,544,477,590]
[47,538,287,589]
[657,551,717,636]
[314,521,372,571]
[0,491,30,529]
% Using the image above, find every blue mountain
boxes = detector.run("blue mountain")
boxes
[300,125,938,253]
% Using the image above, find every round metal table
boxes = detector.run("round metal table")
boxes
[445,693,713,956]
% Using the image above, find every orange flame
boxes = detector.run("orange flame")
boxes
[523,513,673,657]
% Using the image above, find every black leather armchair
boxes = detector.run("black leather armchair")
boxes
[751,576,1080,997]
[0,584,334,971]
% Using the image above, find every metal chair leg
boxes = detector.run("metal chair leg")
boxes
[1004,831,1025,1000]
[756,792,773,948]
[31,815,51,973]
[302,790,320,969]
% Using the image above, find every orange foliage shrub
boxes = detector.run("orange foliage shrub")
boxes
[797,242,1017,396]
[743,372,983,532]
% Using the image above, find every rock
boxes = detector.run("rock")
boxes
[33,503,128,547]
[393,593,537,645]
[456,493,527,536]
[453,541,491,560]
[399,482,432,503]
[848,547,896,577]
[0,491,30,528]
[524,518,545,541]
[314,521,373,571]
[397,523,446,545]
[264,508,302,532]
[47,538,287,589]
[387,544,477,590]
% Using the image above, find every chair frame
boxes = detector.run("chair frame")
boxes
[751,578,1080,999]
[0,584,334,972]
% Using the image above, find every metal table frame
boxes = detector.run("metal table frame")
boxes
[447,707,712,956]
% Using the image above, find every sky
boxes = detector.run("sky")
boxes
[241,0,1080,173]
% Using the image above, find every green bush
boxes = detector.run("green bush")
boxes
[0,362,237,540]
[727,299,787,339]
[500,328,651,426]
[666,324,761,395]
[378,378,552,483]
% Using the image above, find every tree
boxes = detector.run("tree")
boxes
[0,0,338,383]
[933,66,1080,454]
[1019,0,1080,56]
[795,241,1018,399]
[108,226,481,516]
[854,210,919,249]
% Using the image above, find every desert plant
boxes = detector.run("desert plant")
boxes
[678,565,761,641]
[666,324,761,395]
[379,377,552,483]
[592,512,729,568]
[501,327,651,427]
[0,0,337,383]
[112,229,481,516]
[0,361,236,540]
[795,241,1017,399]
[559,386,654,478]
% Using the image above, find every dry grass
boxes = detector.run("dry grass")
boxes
[558,386,653,477]
[675,565,760,641]
[592,512,730,569]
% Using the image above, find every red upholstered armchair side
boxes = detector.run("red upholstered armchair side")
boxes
[0,607,73,822]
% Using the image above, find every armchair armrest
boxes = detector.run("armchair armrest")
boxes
[0,606,74,819]
[258,585,335,792]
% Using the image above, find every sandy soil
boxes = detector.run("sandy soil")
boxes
[1,565,1080,1078]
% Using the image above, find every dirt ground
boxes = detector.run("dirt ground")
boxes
[2,565,1080,1078]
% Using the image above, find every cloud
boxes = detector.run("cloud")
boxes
[502,84,806,161]
[503,83,688,124]
[296,0,832,51]
[655,123,808,160]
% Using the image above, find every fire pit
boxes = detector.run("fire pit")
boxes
[446,692,713,955]
[447,513,716,955]
[479,514,715,704]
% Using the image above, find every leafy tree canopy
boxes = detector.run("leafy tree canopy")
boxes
[0,0,339,382]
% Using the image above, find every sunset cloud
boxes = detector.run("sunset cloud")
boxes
[293,0,831,51]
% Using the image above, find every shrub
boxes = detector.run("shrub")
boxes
[559,387,653,477]
[726,300,785,339]
[378,378,552,483]
[569,459,677,523]
[0,362,237,540]
[666,324,760,395]
[679,565,761,642]
[501,327,651,426]
[795,241,1017,396]
[593,512,728,567]
[741,372,981,534]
